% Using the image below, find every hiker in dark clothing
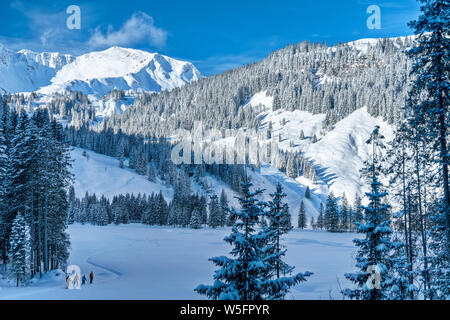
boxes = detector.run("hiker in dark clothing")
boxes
[82,274,87,285]
[89,271,94,284]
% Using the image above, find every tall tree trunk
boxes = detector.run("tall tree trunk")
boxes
[43,194,48,273]
[37,205,42,278]
[436,52,450,264]
[401,140,414,299]
[414,139,430,297]
[439,111,450,263]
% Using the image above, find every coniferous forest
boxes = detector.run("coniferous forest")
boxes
[0,0,448,302]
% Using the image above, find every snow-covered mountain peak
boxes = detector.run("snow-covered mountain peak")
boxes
[54,46,156,81]
[37,46,201,96]
[0,44,201,97]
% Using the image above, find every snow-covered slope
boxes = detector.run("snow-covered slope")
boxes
[208,91,395,207]
[70,147,321,226]
[255,91,394,202]
[162,89,395,214]
[39,47,201,97]
[70,148,173,201]
[0,44,74,93]
[67,85,395,222]
[306,107,394,199]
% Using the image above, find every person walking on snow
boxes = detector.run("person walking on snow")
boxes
[74,273,80,287]
[89,271,94,284]
[82,274,87,285]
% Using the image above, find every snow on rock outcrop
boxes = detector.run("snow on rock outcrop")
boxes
[0,44,74,93]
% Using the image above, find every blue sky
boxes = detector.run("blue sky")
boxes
[0,0,421,75]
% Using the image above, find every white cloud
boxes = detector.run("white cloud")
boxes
[88,12,167,49]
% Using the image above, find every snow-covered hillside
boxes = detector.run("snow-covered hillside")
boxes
[260,101,394,200]
[198,90,395,207]
[70,147,318,225]
[70,148,173,201]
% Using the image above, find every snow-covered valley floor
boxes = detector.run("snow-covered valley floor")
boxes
[0,224,359,300]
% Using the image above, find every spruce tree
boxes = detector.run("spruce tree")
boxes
[297,201,307,229]
[317,202,325,230]
[147,162,157,182]
[310,216,316,230]
[343,126,396,300]
[267,183,294,278]
[428,203,450,299]
[340,193,350,231]
[195,182,268,299]
[219,189,229,225]
[286,154,297,178]
[118,141,125,169]
[0,127,9,263]
[196,182,311,300]
[8,212,31,287]
[208,195,221,228]
[304,186,311,199]
[353,194,363,228]
[325,192,339,232]
[190,209,203,229]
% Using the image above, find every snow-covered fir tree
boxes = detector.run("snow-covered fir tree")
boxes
[340,193,350,231]
[317,202,325,230]
[324,192,339,232]
[8,212,31,287]
[195,182,311,300]
[219,189,229,225]
[0,125,9,263]
[266,183,295,279]
[304,186,311,199]
[189,210,203,229]
[297,201,307,229]
[208,194,223,228]
[343,126,397,300]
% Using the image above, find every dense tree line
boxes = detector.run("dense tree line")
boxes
[68,187,233,229]
[0,107,72,286]
[304,192,364,232]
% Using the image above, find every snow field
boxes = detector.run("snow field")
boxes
[0,224,359,300]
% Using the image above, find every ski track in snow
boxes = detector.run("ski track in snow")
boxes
[85,252,123,278]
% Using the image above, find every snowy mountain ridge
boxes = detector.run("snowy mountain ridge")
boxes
[0,44,74,93]
[0,44,201,97]
[38,46,202,97]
